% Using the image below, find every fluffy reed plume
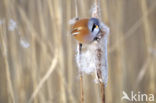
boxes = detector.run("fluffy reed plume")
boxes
[92,2,110,102]
[75,23,109,102]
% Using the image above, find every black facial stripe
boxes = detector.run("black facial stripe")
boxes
[92,24,96,32]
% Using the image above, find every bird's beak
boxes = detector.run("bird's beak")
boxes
[96,25,99,28]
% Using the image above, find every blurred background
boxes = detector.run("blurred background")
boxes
[0,0,156,103]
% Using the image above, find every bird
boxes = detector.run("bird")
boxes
[71,18,100,44]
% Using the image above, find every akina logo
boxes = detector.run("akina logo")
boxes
[121,91,155,102]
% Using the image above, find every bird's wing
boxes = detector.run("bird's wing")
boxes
[71,27,83,36]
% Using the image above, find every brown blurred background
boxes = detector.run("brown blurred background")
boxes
[0,0,156,103]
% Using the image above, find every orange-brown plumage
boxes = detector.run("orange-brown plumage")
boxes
[71,19,90,43]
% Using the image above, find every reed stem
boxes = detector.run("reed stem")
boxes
[94,0,106,102]
[80,73,84,103]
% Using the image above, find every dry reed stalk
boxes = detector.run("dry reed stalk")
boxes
[141,0,155,93]
[28,54,58,103]
[80,73,84,103]
[95,32,107,103]
[96,49,105,103]
[74,0,85,102]
[66,0,75,102]
[96,56,105,102]
[52,0,67,102]
[0,24,15,103]
[109,2,156,53]
[78,43,84,103]
[80,70,84,103]
[93,0,106,103]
